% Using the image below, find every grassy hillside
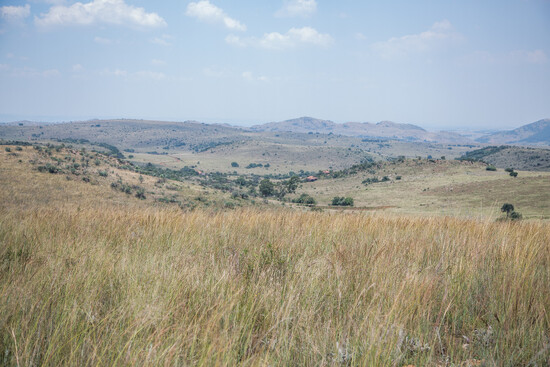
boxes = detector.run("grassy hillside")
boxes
[0,143,239,212]
[459,146,550,171]
[0,120,477,176]
[477,119,550,146]
[1,207,549,366]
[297,158,550,219]
[0,119,246,151]
[2,142,549,218]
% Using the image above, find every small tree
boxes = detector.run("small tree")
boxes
[510,171,518,177]
[285,176,300,194]
[231,162,239,168]
[259,179,275,197]
[501,203,514,218]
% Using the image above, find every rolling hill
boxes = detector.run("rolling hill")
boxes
[459,145,550,171]
[250,116,473,144]
[477,119,550,145]
[0,119,247,152]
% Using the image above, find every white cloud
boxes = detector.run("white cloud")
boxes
[94,36,114,44]
[92,68,169,80]
[203,67,228,78]
[35,0,166,28]
[101,68,127,77]
[225,34,246,47]
[42,69,60,77]
[0,64,60,78]
[135,70,165,80]
[373,20,463,59]
[242,71,269,82]
[1,4,31,21]
[511,49,548,64]
[186,0,245,31]
[227,27,333,50]
[150,34,172,46]
[6,52,29,61]
[72,63,84,72]
[275,0,316,18]
[355,32,366,41]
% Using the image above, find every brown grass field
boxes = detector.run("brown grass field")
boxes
[1,144,550,366]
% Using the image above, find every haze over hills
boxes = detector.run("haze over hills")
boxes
[3,117,550,147]
[477,119,550,145]
[0,119,247,151]
[250,117,474,144]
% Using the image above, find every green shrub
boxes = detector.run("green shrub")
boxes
[37,164,59,174]
[293,194,317,205]
[486,166,497,171]
[231,162,239,167]
[332,197,354,206]
[135,188,146,200]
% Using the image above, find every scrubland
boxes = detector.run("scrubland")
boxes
[1,207,549,366]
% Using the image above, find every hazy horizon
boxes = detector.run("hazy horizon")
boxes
[1,0,549,130]
[3,113,548,133]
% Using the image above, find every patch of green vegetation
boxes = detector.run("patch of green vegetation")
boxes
[458,146,509,162]
[292,193,317,205]
[331,196,354,206]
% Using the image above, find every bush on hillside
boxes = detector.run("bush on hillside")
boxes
[332,196,354,206]
[293,194,316,205]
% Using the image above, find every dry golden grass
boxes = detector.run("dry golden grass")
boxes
[1,206,549,366]
[1,145,550,365]
[0,145,227,212]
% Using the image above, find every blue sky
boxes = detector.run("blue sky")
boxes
[0,0,549,129]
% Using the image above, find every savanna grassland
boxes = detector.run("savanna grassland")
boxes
[2,206,550,366]
[1,143,550,366]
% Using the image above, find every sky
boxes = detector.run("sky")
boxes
[0,0,549,130]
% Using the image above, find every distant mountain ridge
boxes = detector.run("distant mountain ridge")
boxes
[477,119,550,145]
[250,117,471,144]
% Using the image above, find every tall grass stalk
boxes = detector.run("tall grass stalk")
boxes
[1,207,549,365]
